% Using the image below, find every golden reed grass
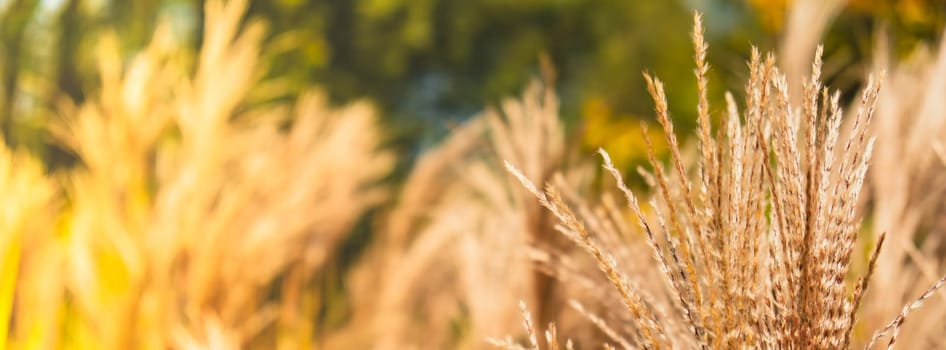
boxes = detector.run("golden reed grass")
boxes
[2,0,392,348]
[504,13,946,350]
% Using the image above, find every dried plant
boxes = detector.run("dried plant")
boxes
[778,0,847,104]
[780,3,946,346]
[853,29,946,349]
[4,0,392,348]
[348,76,600,349]
[505,13,946,349]
[0,138,57,350]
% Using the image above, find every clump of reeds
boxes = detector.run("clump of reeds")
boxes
[855,27,946,349]
[504,13,946,349]
[770,4,946,346]
[0,137,57,350]
[3,0,392,348]
[352,77,592,349]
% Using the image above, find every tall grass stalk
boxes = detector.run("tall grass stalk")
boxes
[506,13,946,349]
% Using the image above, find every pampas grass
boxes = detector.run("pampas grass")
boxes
[855,27,946,350]
[356,78,588,349]
[0,137,57,350]
[505,13,946,349]
[3,0,392,348]
[779,5,946,347]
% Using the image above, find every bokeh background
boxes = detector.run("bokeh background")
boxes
[4,0,944,167]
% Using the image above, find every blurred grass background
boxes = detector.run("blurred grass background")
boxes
[3,0,943,167]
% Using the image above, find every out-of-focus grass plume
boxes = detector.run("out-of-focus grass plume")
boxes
[0,138,56,350]
[3,0,393,348]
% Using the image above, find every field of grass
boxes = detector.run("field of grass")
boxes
[2,0,946,349]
